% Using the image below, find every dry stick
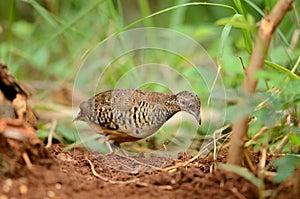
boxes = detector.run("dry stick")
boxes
[231,187,247,199]
[288,4,300,54]
[246,126,268,146]
[227,0,295,166]
[45,119,58,148]
[86,158,139,184]
[273,132,291,155]
[259,145,267,171]
[210,129,220,173]
[289,29,299,53]
[243,150,256,173]
[22,152,33,170]
[291,55,300,73]
[163,125,231,172]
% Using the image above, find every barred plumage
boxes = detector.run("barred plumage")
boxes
[75,89,201,152]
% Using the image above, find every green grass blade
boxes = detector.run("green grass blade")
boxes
[86,2,237,56]
[20,0,87,39]
[124,2,237,30]
[264,60,299,80]
[232,0,253,53]
[21,0,58,27]
[169,0,190,28]
[137,0,154,27]
[46,0,105,45]
[15,0,105,68]
[217,14,239,65]
[218,163,263,187]
[244,0,290,47]
[108,0,124,28]
[63,133,102,151]
[271,155,300,183]
[233,0,245,15]
[244,0,265,16]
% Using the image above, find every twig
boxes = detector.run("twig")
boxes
[288,29,299,54]
[163,125,231,171]
[86,158,139,184]
[162,147,208,172]
[243,150,255,173]
[246,127,268,146]
[207,66,221,107]
[22,152,33,170]
[237,56,246,70]
[228,0,295,166]
[162,143,170,159]
[216,142,230,152]
[273,132,291,155]
[231,187,247,199]
[216,129,232,152]
[45,119,57,148]
[264,171,276,182]
[158,185,173,190]
[213,129,218,162]
[210,126,222,173]
[291,55,300,73]
[259,145,267,171]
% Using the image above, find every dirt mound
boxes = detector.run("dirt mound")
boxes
[0,144,296,199]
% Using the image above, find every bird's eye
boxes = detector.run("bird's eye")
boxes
[188,103,193,108]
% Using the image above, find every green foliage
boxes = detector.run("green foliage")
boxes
[264,60,299,80]
[218,163,263,187]
[63,134,108,153]
[290,133,300,147]
[271,155,300,183]
[37,122,79,144]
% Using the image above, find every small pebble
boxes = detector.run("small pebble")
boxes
[0,195,8,199]
[2,179,13,193]
[170,179,176,184]
[47,191,55,198]
[55,183,62,190]
[19,184,28,194]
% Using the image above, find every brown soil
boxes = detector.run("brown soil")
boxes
[0,144,296,199]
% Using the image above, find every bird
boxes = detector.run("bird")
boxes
[75,89,201,153]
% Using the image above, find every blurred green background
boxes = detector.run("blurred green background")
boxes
[0,0,299,157]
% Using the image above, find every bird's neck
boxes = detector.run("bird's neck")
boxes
[165,99,182,118]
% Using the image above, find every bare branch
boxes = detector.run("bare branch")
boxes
[228,0,295,165]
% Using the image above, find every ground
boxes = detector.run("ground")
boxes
[0,143,296,199]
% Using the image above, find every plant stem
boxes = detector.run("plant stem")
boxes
[227,0,295,166]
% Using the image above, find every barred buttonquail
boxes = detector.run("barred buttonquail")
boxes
[75,89,201,153]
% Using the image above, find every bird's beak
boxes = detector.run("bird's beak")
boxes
[191,112,201,125]
[73,111,83,122]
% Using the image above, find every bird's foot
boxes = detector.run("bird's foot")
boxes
[105,141,128,156]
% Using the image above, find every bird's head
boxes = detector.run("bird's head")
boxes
[74,101,90,122]
[175,91,201,125]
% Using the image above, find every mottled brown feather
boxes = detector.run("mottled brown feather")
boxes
[75,89,201,146]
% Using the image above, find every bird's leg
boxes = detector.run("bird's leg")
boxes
[105,140,114,154]
[110,143,128,156]
[102,135,128,156]
[97,135,114,154]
